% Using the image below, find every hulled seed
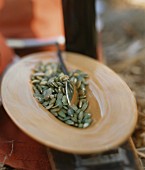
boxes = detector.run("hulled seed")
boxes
[31,62,92,128]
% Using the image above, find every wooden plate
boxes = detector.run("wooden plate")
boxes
[1,52,137,154]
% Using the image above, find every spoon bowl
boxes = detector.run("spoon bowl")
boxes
[56,43,78,106]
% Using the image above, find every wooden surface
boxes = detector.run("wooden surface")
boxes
[1,52,137,154]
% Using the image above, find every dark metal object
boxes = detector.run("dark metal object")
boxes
[48,140,142,170]
[62,0,97,59]
[56,43,68,75]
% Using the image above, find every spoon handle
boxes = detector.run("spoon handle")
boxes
[56,43,68,75]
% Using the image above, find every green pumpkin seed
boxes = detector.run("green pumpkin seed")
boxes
[33,86,40,94]
[55,88,58,93]
[78,90,86,96]
[51,112,58,117]
[58,110,66,118]
[71,117,77,123]
[40,80,47,85]
[76,109,81,114]
[57,93,63,99]
[49,94,55,99]
[79,95,87,99]
[83,113,91,120]
[65,120,74,125]
[53,82,58,87]
[32,80,40,84]
[43,88,53,100]
[73,78,77,84]
[51,104,59,109]
[36,85,43,93]
[33,72,45,76]
[46,104,54,110]
[41,86,48,90]
[68,108,74,116]
[60,108,67,114]
[83,122,90,128]
[81,101,88,111]
[56,99,63,108]
[71,104,78,111]
[77,80,81,89]
[62,95,67,105]
[50,107,60,112]
[58,116,65,121]
[63,105,68,110]
[60,75,69,81]
[84,118,92,124]
[78,111,84,121]
[63,116,71,121]
[36,76,43,80]
[78,123,83,128]
[49,98,56,105]
[42,101,50,107]
[78,100,83,108]
[57,82,64,86]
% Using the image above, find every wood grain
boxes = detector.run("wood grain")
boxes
[1,52,137,154]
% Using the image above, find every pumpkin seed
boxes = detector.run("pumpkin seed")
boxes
[33,72,45,76]
[76,109,81,114]
[84,118,92,124]
[60,75,69,81]
[36,85,43,93]
[58,116,65,121]
[40,80,47,85]
[33,86,40,94]
[62,95,68,105]
[77,80,81,89]
[68,108,74,116]
[49,98,56,105]
[51,112,58,117]
[50,107,60,112]
[81,101,89,111]
[78,123,83,128]
[52,82,58,87]
[57,93,63,99]
[58,110,66,118]
[63,105,68,110]
[74,123,78,127]
[83,122,90,128]
[71,117,78,123]
[78,100,83,108]
[78,111,84,121]
[63,116,71,121]
[46,104,54,110]
[57,82,64,86]
[42,101,50,107]
[51,104,59,108]
[71,104,78,111]
[83,113,91,122]
[32,80,40,84]
[56,99,63,108]
[49,94,55,99]
[65,120,74,125]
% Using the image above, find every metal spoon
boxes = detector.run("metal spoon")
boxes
[56,43,78,106]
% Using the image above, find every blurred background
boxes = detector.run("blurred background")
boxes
[97,0,145,168]
[96,0,145,65]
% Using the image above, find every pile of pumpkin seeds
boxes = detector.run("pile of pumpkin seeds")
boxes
[31,62,92,128]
